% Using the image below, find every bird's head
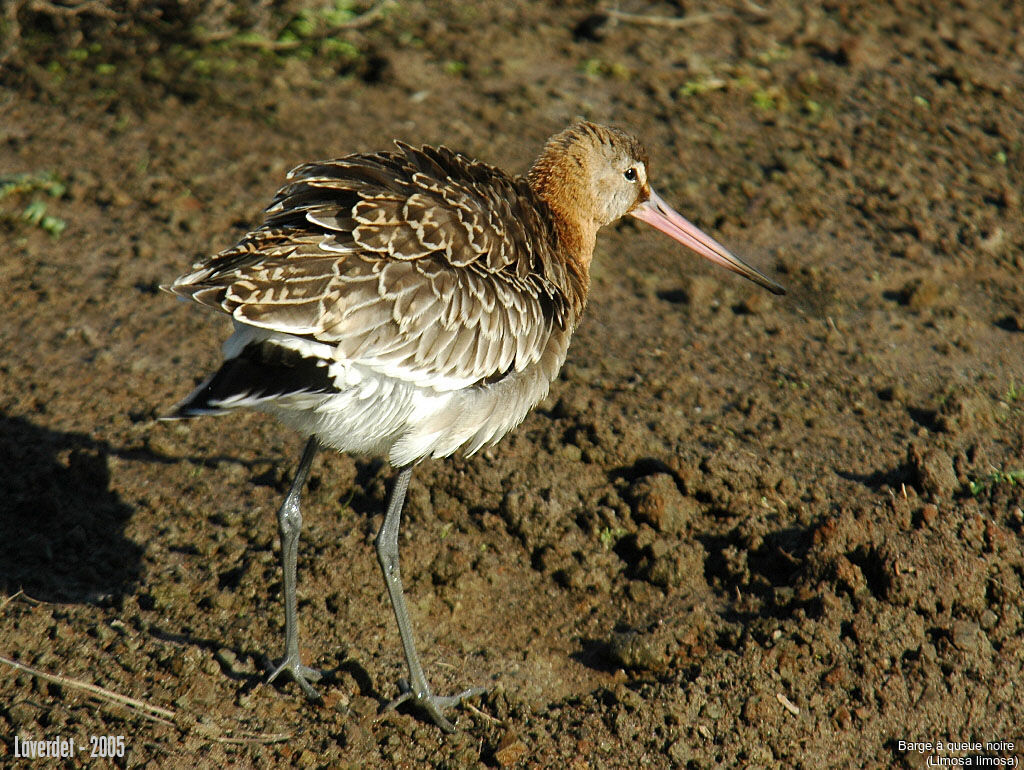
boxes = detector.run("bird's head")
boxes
[529,120,784,295]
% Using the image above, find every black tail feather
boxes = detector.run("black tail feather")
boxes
[162,342,340,420]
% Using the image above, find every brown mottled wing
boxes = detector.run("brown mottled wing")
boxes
[167,143,574,389]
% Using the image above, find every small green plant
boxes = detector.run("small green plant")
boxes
[21,200,66,237]
[284,0,359,39]
[0,171,67,237]
[968,468,1024,496]
[580,58,629,79]
[0,171,65,199]
[756,45,792,64]
[678,80,706,97]
[191,0,384,67]
[1005,381,1022,403]
[752,88,776,111]
[598,526,627,550]
[677,77,726,97]
[272,0,375,60]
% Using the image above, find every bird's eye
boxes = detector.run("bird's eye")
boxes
[623,167,638,182]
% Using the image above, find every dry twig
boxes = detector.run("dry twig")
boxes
[463,699,502,725]
[26,0,119,19]
[775,691,800,716]
[604,8,730,28]
[0,654,290,745]
[602,1,769,29]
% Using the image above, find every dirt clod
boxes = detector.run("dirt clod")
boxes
[907,444,959,500]
[606,630,664,672]
[627,473,696,533]
[493,732,528,767]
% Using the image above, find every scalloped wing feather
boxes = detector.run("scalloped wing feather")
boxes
[165,143,577,390]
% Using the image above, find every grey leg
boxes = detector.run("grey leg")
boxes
[266,436,323,700]
[375,466,485,732]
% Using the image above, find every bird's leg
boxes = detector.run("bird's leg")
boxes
[266,436,324,700]
[375,466,485,732]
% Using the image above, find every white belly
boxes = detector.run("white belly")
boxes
[218,321,570,467]
[266,362,555,467]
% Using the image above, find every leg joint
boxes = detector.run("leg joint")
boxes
[279,499,303,536]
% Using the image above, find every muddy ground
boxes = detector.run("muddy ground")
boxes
[1,1,1023,767]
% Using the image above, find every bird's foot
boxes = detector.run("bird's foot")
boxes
[384,677,486,733]
[267,654,324,701]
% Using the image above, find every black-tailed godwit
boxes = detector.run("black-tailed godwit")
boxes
[164,120,784,732]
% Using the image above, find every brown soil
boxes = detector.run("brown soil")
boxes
[2,1,1023,767]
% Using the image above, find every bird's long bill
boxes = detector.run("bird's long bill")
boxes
[631,189,785,295]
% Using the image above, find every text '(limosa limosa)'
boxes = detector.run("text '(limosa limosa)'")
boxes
[163,121,784,732]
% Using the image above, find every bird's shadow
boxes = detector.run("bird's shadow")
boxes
[0,411,300,604]
[0,412,385,704]
[0,414,143,603]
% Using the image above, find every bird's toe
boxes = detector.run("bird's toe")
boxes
[267,655,324,701]
[384,679,486,733]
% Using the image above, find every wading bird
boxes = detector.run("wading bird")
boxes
[164,121,784,732]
